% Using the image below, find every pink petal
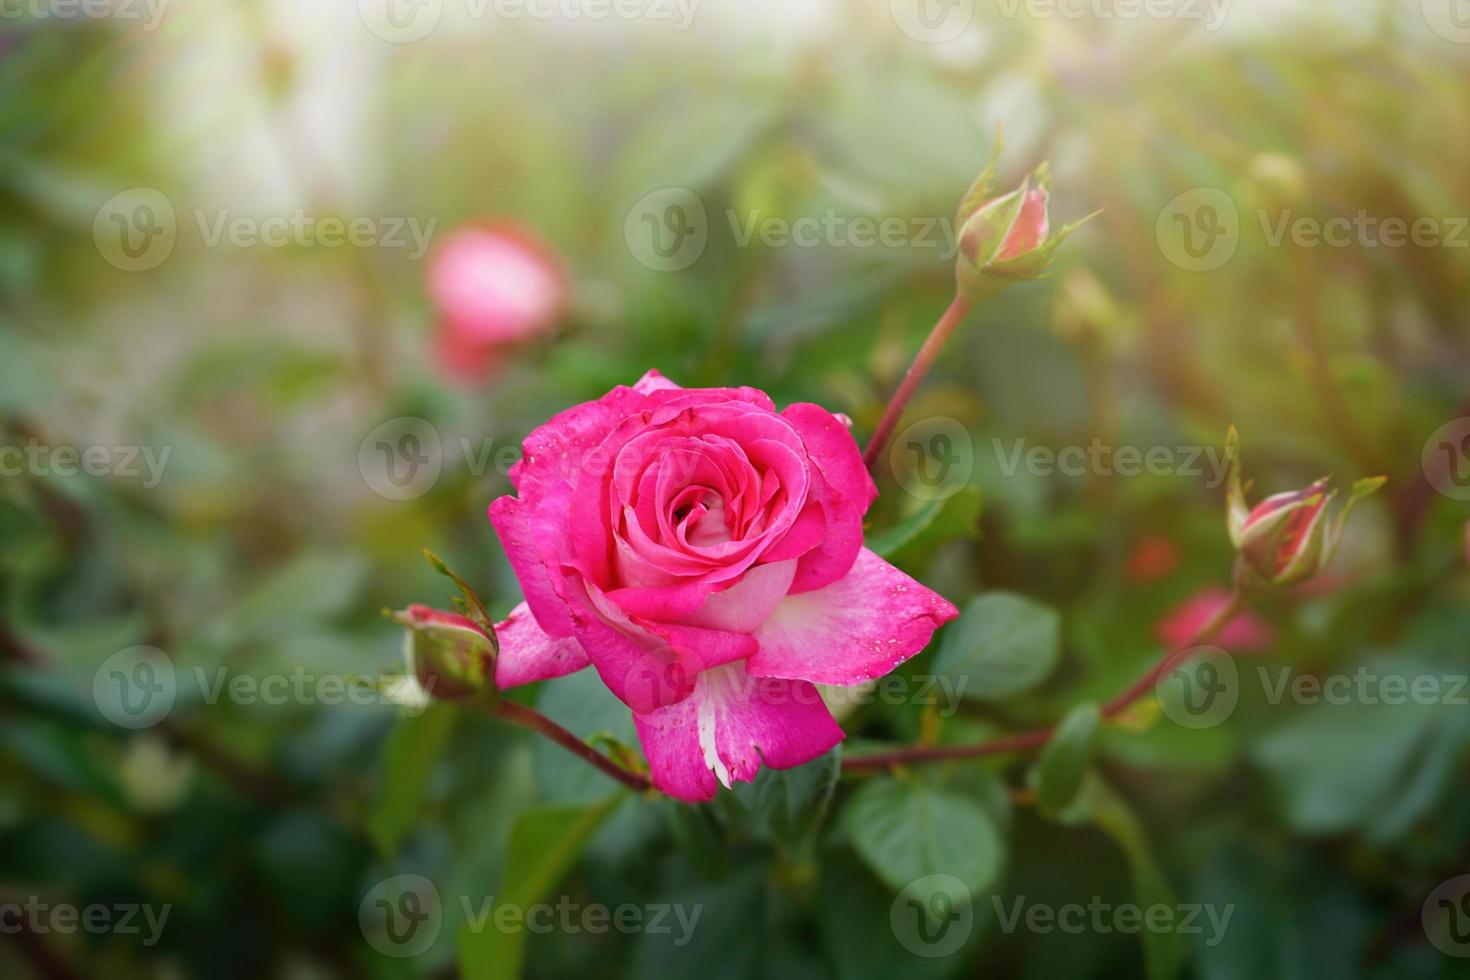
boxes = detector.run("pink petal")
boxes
[632,661,843,802]
[749,548,959,685]
[687,560,797,633]
[783,402,878,511]
[996,184,1049,261]
[493,602,590,688]
[634,369,681,393]
[488,495,576,639]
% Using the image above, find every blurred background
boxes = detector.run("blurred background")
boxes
[3,0,1470,976]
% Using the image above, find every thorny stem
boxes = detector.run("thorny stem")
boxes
[841,589,1246,772]
[862,294,973,473]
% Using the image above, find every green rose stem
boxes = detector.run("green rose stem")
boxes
[841,588,1245,772]
[861,294,973,473]
[467,697,654,794]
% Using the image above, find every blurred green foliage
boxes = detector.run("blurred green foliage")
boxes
[3,1,1470,977]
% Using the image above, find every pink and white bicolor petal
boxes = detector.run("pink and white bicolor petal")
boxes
[748,547,959,686]
[632,661,843,802]
[493,602,591,688]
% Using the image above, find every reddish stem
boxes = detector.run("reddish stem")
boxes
[842,589,1245,772]
[862,294,973,473]
[487,698,653,794]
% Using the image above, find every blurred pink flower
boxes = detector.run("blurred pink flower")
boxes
[1155,587,1274,652]
[1126,534,1178,584]
[481,371,957,801]
[426,221,566,380]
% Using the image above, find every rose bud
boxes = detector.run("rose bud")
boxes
[426,221,567,381]
[954,155,1096,304]
[399,604,497,702]
[1224,427,1386,589]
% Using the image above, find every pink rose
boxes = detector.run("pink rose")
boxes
[1155,587,1274,653]
[426,221,566,380]
[484,371,958,801]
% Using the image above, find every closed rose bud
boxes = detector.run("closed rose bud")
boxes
[426,221,566,381]
[400,604,496,701]
[954,155,1096,304]
[1224,426,1385,589]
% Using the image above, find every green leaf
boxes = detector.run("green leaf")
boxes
[844,777,1004,901]
[935,592,1061,702]
[731,746,841,853]
[1250,657,1459,838]
[457,798,618,980]
[1031,702,1100,817]
[423,549,496,639]
[867,487,982,562]
[367,704,456,857]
